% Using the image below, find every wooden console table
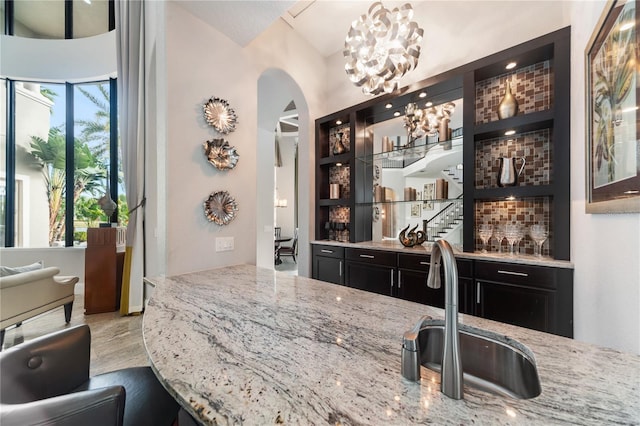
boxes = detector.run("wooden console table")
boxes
[84,227,126,314]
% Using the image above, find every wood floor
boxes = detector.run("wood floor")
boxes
[1,283,149,376]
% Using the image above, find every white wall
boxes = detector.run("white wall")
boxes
[0,247,85,281]
[0,32,116,83]
[161,4,325,276]
[569,1,640,354]
[275,135,297,238]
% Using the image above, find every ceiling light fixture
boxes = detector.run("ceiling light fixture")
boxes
[336,120,342,125]
[344,2,424,96]
[393,111,401,117]
[505,62,517,70]
[419,92,427,98]
[505,129,516,136]
[385,103,393,109]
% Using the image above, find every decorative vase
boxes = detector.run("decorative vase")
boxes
[333,132,346,155]
[497,79,519,120]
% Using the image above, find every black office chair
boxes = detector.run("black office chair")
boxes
[278,228,298,263]
[0,325,180,426]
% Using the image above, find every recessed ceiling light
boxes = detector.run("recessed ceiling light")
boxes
[419,92,427,98]
[385,103,393,109]
[336,162,342,167]
[393,111,401,117]
[624,190,639,194]
[336,120,342,125]
[505,130,516,136]
[425,101,433,107]
[506,195,516,201]
[505,62,517,70]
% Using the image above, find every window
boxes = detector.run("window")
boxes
[3,79,125,247]
[11,0,112,39]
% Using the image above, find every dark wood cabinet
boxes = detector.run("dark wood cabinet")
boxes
[474,260,573,337]
[312,245,344,285]
[397,253,441,307]
[397,254,474,313]
[344,248,395,296]
[312,245,573,337]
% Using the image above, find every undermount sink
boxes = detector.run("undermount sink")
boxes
[412,319,541,399]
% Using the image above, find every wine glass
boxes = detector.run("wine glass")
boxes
[504,224,522,256]
[493,224,506,253]
[477,224,493,253]
[529,224,548,257]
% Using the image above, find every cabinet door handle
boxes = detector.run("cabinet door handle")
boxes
[477,282,481,304]
[321,249,334,254]
[359,254,375,259]
[339,261,343,277]
[497,270,529,277]
[390,270,394,290]
[419,261,429,266]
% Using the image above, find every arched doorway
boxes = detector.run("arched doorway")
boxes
[256,69,310,277]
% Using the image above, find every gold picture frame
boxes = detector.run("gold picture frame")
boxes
[586,0,639,213]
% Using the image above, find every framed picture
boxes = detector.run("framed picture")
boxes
[423,183,434,210]
[586,0,639,213]
[410,203,421,218]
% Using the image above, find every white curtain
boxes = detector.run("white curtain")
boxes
[116,0,145,315]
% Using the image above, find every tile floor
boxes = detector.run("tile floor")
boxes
[1,283,148,376]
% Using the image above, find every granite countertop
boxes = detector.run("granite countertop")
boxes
[143,265,637,425]
[311,239,575,269]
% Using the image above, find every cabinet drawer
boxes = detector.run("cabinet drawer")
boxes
[313,245,344,259]
[475,261,556,289]
[346,248,396,267]
[456,259,473,279]
[398,253,430,271]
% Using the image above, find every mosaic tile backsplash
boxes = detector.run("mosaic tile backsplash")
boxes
[330,165,351,198]
[329,123,351,156]
[475,60,553,124]
[329,206,350,242]
[475,198,553,256]
[475,129,552,188]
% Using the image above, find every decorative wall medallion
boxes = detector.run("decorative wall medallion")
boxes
[204,191,238,225]
[204,97,238,134]
[203,138,239,170]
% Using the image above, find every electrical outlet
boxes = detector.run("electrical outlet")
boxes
[215,237,234,252]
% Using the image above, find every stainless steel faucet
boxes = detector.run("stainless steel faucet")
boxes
[401,239,463,400]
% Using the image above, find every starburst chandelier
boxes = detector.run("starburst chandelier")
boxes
[344,2,423,96]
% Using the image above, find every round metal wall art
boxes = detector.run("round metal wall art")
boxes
[203,138,239,170]
[204,97,238,134]
[204,191,238,225]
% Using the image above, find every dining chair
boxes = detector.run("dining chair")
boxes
[278,228,298,263]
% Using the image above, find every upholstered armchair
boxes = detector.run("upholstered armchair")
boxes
[0,266,78,348]
[0,325,180,426]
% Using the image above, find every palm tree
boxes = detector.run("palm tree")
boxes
[30,126,103,245]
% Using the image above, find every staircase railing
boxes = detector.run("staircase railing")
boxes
[422,194,464,242]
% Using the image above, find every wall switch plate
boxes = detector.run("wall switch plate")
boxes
[215,237,234,252]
